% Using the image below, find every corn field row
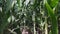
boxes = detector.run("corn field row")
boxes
[0,0,60,34]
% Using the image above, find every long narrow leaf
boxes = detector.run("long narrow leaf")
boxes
[45,2,58,34]
[47,0,59,8]
[5,0,15,12]
[0,0,15,34]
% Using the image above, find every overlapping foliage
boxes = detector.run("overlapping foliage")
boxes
[0,0,60,34]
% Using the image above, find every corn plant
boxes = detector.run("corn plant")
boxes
[44,0,59,34]
[0,0,15,34]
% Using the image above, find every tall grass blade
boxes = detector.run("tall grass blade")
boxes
[45,2,58,34]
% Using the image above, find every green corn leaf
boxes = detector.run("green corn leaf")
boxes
[5,0,15,12]
[47,0,59,8]
[0,0,15,34]
[45,2,58,34]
